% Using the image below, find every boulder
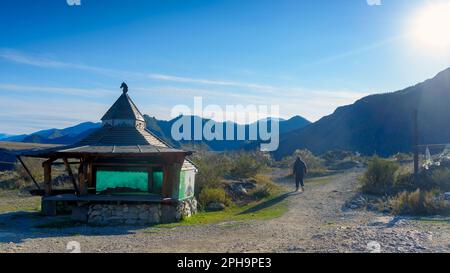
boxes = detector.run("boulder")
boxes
[444,192,450,201]
[206,202,225,211]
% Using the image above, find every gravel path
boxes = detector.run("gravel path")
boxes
[0,168,449,253]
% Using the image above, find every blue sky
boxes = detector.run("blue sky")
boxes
[1,0,450,134]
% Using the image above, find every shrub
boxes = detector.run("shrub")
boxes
[428,168,450,192]
[228,152,264,179]
[279,149,327,176]
[194,153,232,196]
[198,187,231,209]
[393,171,416,193]
[360,156,399,195]
[248,174,278,199]
[293,149,324,170]
[322,150,354,165]
[390,189,449,215]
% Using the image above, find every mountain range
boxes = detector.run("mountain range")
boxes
[0,115,311,151]
[2,68,450,158]
[273,68,450,159]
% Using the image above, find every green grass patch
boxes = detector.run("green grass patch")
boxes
[153,191,289,228]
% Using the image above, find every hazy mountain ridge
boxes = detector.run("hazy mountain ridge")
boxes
[1,115,311,151]
[273,68,450,159]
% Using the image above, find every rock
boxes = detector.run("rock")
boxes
[161,204,177,223]
[206,202,226,211]
[444,192,450,201]
[226,181,257,198]
[84,200,196,226]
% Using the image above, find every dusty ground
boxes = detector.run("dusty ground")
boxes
[0,168,449,253]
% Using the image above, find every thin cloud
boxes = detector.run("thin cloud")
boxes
[0,49,143,78]
[0,49,281,93]
[0,83,115,98]
[148,73,278,92]
[306,35,405,66]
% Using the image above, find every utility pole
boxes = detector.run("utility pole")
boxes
[413,109,419,178]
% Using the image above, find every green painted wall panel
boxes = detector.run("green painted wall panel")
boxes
[178,171,186,199]
[153,171,163,194]
[96,169,148,192]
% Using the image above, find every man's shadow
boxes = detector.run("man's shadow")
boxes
[238,191,300,215]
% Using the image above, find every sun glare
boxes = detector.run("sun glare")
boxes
[411,2,450,49]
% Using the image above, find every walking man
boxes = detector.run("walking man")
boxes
[293,156,307,192]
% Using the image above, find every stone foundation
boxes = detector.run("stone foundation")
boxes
[86,197,197,226]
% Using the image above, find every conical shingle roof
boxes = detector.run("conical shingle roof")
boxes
[101,93,145,122]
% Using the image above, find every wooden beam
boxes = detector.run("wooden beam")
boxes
[78,159,88,195]
[162,163,182,199]
[87,161,94,188]
[413,109,419,178]
[91,162,163,167]
[147,167,153,193]
[162,165,170,198]
[63,158,79,196]
[16,155,41,190]
[43,161,52,196]
[51,161,81,165]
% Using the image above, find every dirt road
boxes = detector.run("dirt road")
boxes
[1,168,449,253]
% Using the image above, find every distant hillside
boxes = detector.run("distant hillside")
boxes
[274,68,450,159]
[0,142,60,171]
[3,122,101,145]
[145,115,310,150]
[0,134,12,140]
[4,115,310,151]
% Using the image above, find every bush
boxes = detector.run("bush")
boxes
[427,168,450,192]
[360,156,399,195]
[198,187,231,209]
[194,153,232,196]
[322,150,354,165]
[228,152,264,179]
[390,189,449,215]
[393,171,416,193]
[248,174,278,199]
[279,149,327,176]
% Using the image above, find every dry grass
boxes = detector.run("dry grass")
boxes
[0,141,59,151]
[389,189,449,216]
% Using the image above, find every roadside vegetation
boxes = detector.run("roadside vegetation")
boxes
[276,149,365,178]
[190,150,277,211]
[154,191,288,228]
[358,156,450,216]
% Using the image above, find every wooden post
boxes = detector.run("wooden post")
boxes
[162,165,170,198]
[147,167,153,193]
[413,109,419,179]
[43,161,52,196]
[78,159,88,195]
[63,158,79,195]
[87,161,94,188]
[162,163,182,199]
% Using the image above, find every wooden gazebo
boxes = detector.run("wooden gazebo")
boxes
[19,83,197,224]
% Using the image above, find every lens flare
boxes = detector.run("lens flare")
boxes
[411,2,450,49]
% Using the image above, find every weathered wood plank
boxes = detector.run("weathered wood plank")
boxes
[63,157,79,195]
